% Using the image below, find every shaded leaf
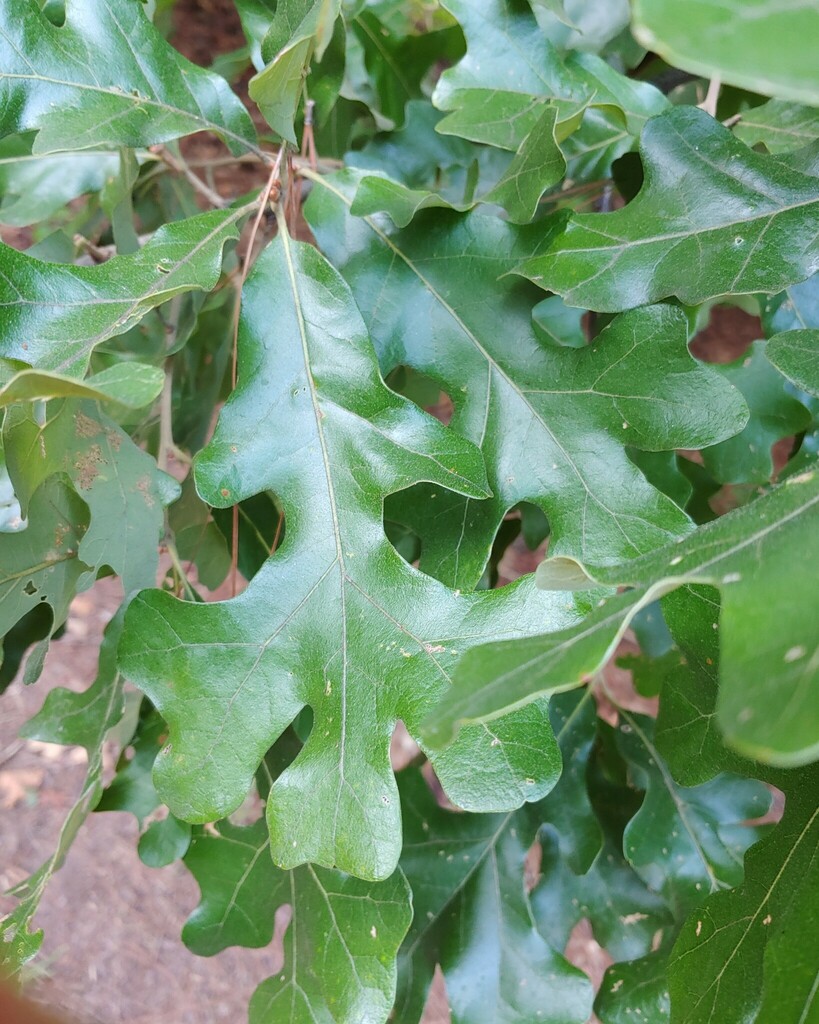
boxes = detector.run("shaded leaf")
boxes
[615,710,770,918]
[182,817,412,1024]
[700,340,811,485]
[517,106,819,312]
[667,765,819,1024]
[0,136,120,226]
[0,478,90,669]
[0,0,257,154]
[4,400,173,593]
[395,769,594,1024]
[0,206,248,376]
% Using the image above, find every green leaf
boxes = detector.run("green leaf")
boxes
[596,953,670,1024]
[615,711,770,918]
[119,226,586,881]
[4,400,174,593]
[0,136,120,226]
[700,340,811,485]
[516,106,819,312]
[395,769,594,1024]
[735,100,819,155]
[181,818,411,1024]
[422,470,819,767]
[168,477,231,592]
[537,689,602,874]
[349,105,566,226]
[432,0,666,153]
[1,613,124,971]
[667,765,819,1024]
[0,478,90,668]
[349,11,464,127]
[0,0,257,154]
[0,363,164,410]
[96,705,165,826]
[762,273,819,337]
[0,206,247,376]
[632,0,819,106]
[767,329,819,396]
[535,827,672,964]
[306,171,747,590]
[249,0,342,142]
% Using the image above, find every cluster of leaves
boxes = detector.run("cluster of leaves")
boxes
[1,0,818,1021]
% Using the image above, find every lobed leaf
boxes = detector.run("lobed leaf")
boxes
[423,470,819,767]
[119,226,584,881]
[517,106,819,312]
[306,170,747,590]
[0,206,247,377]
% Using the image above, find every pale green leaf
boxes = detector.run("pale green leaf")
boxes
[735,100,819,155]
[632,0,819,106]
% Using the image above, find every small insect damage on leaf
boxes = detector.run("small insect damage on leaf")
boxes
[137,476,156,507]
[74,444,105,489]
[74,411,102,439]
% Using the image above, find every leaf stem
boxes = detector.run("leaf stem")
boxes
[150,144,228,208]
[227,146,288,597]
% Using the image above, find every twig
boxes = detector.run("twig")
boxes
[699,74,721,118]
[228,147,287,597]
[150,145,228,208]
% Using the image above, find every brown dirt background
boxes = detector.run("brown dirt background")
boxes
[0,2,770,1021]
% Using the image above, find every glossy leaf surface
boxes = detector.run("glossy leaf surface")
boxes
[0,207,246,376]
[517,106,819,312]
[182,818,411,1024]
[0,0,256,154]
[306,171,747,590]
[119,227,582,881]
[424,471,819,766]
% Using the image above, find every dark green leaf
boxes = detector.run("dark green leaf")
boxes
[700,340,811,485]
[667,765,819,1024]
[423,470,819,767]
[182,817,412,1024]
[395,769,594,1024]
[517,106,819,312]
[306,172,747,590]
[119,226,586,881]
[0,0,257,154]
